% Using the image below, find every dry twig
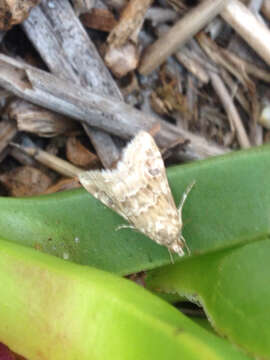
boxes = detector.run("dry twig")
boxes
[139,0,228,75]
[210,72,251,148]
[23,0,121,168]
[11,143,83,178]
[0,54,226,161]
[222,0,270,66]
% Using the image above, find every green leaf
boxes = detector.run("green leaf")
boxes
[147,239,270,359]
[0,239,252,360]
[0,144,270,274]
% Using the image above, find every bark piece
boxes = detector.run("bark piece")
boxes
[7,99,77,137]
[23,0,121,168]
[0,166,53,197]
[0,54,226,162]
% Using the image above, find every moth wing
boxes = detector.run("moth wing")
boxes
[120,131,176,208]
[79,131,179,243]
[79,170,128,219]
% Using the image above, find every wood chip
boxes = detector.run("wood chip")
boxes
[66,136,100,168]
[45,177,81,194]
[0,166,53,197]
[105,42,139,78]
[0,0,39,30]
[105,0,153,77]
[7,99,77,137]
[80,8,117,32]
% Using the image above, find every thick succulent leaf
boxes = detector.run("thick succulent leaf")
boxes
[147,238,270,359]
[0,145,270,274]
[0,239,251,360]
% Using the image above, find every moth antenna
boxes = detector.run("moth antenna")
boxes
[178,180,196,215]
[180,235,190,256]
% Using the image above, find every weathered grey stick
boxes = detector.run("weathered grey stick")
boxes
[22,0,121,168]
[0,54,226,161]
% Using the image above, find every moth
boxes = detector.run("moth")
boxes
[79,131,194,256]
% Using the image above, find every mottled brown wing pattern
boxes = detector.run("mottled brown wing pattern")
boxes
[79,131,185,255]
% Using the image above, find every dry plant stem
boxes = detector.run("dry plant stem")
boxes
[221,0,270,66]
[0,118,17,156]
[23,0,121,168]
[0,54,226,161]
[107,0,153,48]
[197,30,260,133]
[174,47,209,84]
[197,33,249,89]
[221,69,250,113]
[248,0,264,11]
[139,0,228,75]
[221,49,270,82]
[262,0,270,18]
[210,72,251,149]
[9,147,38,167]
[156,25,209,84]
[11,144,82,178]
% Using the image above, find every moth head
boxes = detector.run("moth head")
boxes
[170,241,185,256]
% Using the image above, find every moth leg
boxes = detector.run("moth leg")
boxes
[116,224,137,232]
[180,234,190,255]
[178,180,196,214]
[168,249,175,264]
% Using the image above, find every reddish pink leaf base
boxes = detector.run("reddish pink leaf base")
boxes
[0,343,16,360]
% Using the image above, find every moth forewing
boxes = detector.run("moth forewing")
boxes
[79,131,192,256]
